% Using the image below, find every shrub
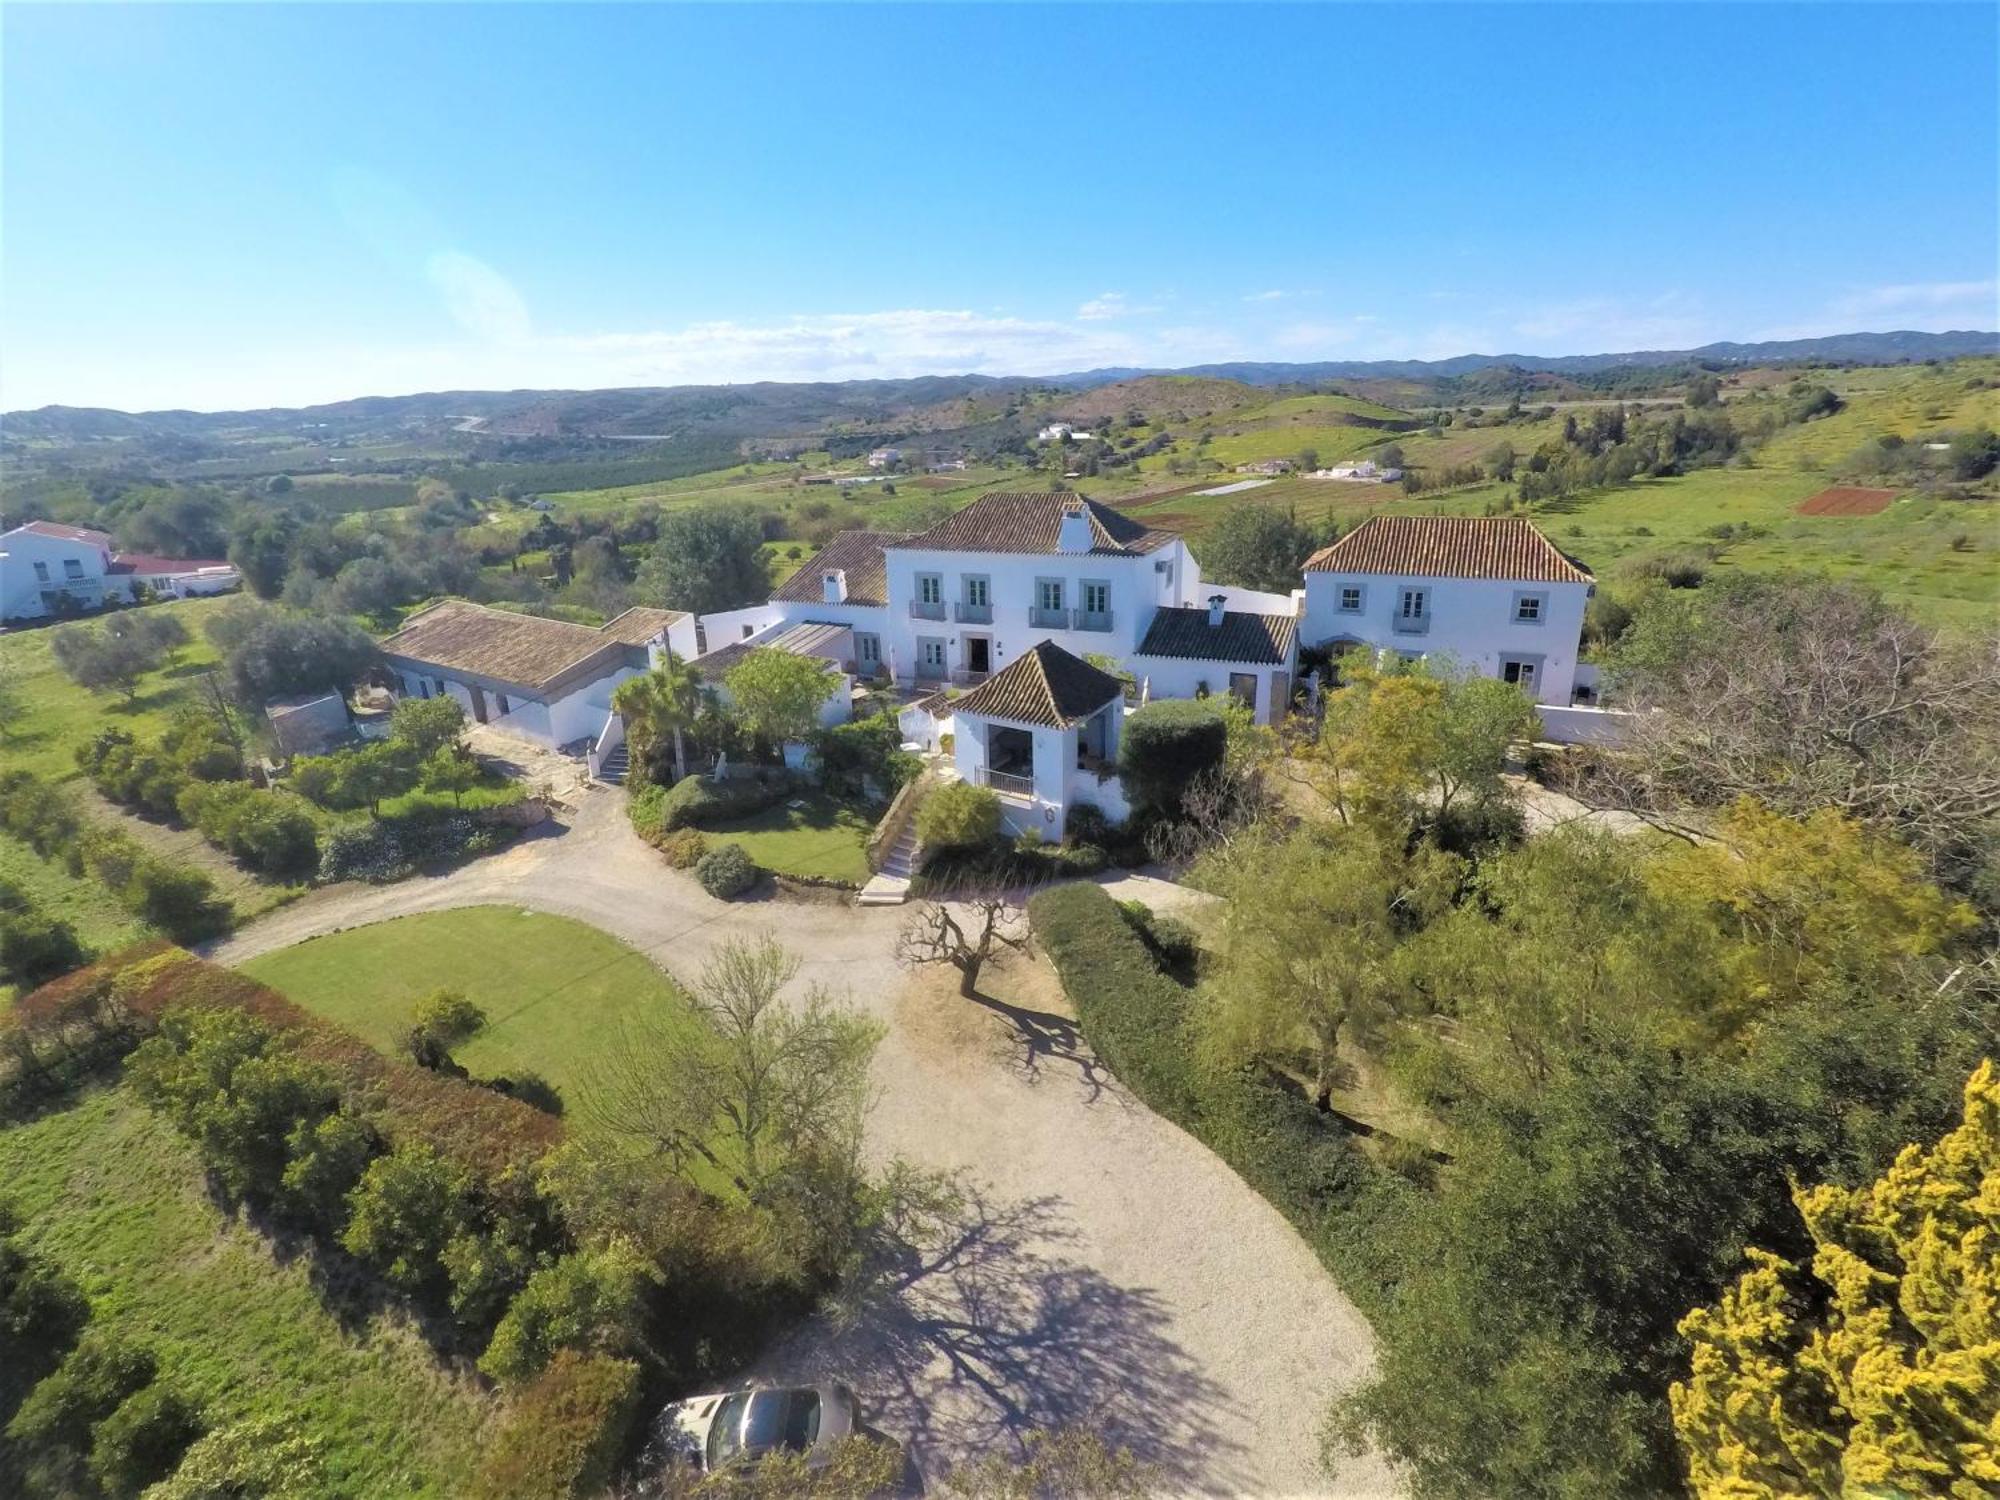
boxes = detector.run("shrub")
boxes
[123,861,228,943]
[480,1245,651,1385]
[143,1415,328,1500]
[811,713,916,799]
[627,783,668,837]
[340,1143,477,1298]
[0,1203,88,1388]
[89,1382,204,1498]
[8,1335,158,1457]
[654,827,709,869]
[694,843,758,899]
[1118,700,1227,820]
[656,771,790,832]
[471,1352,640,1500]
[1013,826,1045,854]
[917,781,1001,851]
[414,988,487,1047]
[317,808,503,883]
[1056,842,1108,875]
[0,913,88,989]
[1063,802,1111,848]
[390,694,467,757]
[178,781,319,878]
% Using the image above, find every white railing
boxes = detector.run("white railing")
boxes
[587,710,624,781]
[982,767,1035,798]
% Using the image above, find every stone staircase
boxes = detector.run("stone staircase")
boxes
[597,743,630,786]
[857,775,932,906]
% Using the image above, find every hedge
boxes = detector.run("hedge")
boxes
[1027,882,1404,1309]
[650,770,792,832]
[471,1352,640,1500]
[318,808,505,883]
[1116,699,1228,820]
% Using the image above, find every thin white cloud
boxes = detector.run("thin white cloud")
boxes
[1244,289,1286,303]
[1835,279,1997,317]
[426,251,533,345]
[1755,280,1999,342]
[1076,292,1127,321]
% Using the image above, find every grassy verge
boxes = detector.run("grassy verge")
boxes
[239,907,695,1113]
[704,789,876,885]
[0,1088,494,1495]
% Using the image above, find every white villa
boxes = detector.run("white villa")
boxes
[367,496,1603,841]
[1,519,240,622]
[1300,513,1593,706]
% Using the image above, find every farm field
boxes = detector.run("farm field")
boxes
[239,907,695,1112]
[0,1087,492,1495]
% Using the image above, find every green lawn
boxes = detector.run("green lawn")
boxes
[0,594,240,782]
[239,907,694,1110]
[706,789,876,885]
[0,1088,493,1495]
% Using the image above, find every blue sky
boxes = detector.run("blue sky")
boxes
[4,2,1995,412]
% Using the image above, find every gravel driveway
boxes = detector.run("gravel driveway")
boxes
[206,788,1397,1497]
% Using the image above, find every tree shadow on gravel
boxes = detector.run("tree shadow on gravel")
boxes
[962,986,1118,1105]
[762,1178,1247,1490]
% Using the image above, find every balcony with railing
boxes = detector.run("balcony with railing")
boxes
[1029,605,1067,629]
[909,598,947,620]
[954,600,992,623]
[1071,608,1113,633]
[981,767,1035,798]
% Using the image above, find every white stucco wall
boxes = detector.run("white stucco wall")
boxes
[2,530,111,618]
[1132,655,1293,725]
[698,604,786,651]
[879,537,1200,685]
[1300,571,1589,705]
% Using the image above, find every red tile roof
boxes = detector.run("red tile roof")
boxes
[950,640,1124,729]
[1137,606,1297,665]
[773,531,911,606]
[1303,514,1592,584]
[107,552,230,576]
[891,493,1175,557]
[13,519,113,547]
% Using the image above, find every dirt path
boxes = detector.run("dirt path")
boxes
[206,788,1397,1497]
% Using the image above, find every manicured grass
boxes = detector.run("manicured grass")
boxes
[0,1088,493,1495]
[706,789,877,885]
[0,594,239,781]
[239,907,694,1108]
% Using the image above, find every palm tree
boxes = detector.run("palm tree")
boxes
[612,653,704,785]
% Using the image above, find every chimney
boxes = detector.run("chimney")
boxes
[1056,502,1094,555]
[822,569,847,604]
[1207,594,1227,628]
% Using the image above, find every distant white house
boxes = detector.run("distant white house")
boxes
[1314,460,1403,482]
[1237,458,1295,476]
[0,519,239,622]
[866,447,903,469]
[1035,424,1094,443]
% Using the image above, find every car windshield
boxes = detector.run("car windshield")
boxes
[715,1390,821,1463]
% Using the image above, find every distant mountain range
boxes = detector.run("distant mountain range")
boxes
[6,330,1993,443]
[1046,330,2000,388]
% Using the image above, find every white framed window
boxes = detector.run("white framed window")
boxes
[918,573,943,605]
[33,561,50,582]
[1501,656,1541,690]
[964,575,989,607]
[1037,579,1065,612]
[1081,580,1109,615]
[921,638,946,668]
[1398,587,1428,620]
[855,632,881,665]
[62,558,85,579]
[1513,591,1547,624]
[1338,584,1364,612]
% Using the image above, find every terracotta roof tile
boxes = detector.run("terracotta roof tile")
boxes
[1137,606,1297,665]
[950,640,1124,729]
[1303,515,1592,584]
[379,599,655,698]
[772,531,910,606]
[12,519,114,547]
[598,606,689,646]
[890,493,1175,556]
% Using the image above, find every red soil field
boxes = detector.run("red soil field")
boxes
[1797,486,1897,516]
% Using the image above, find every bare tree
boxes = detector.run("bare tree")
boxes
[584,933,882,1196]
[895,899,1028,998]
[1564,580,2000,883]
